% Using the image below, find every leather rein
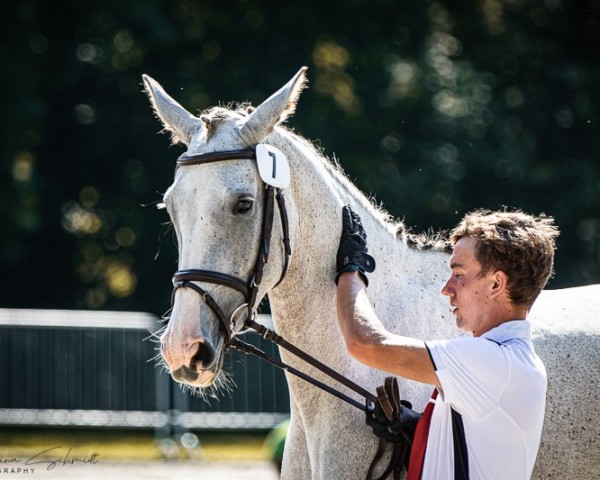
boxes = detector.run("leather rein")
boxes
[170,146,408,480]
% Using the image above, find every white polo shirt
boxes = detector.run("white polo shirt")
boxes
[423,320,547,479]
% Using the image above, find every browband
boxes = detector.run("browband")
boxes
[177,149,256,166]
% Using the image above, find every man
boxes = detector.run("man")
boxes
[335,206,558,479]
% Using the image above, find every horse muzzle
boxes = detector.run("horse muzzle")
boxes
[161,292,229,387]
[162,335,225,387]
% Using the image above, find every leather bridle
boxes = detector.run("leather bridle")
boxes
[169,145,379,409]
[171,147,291,345]
[168,145,411,480]
[171,145,377,404]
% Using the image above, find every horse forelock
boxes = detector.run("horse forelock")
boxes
[195,105,244,140]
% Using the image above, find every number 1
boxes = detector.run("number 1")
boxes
[268,151,277,178]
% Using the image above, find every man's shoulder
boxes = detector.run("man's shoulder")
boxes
[427,335,507,372]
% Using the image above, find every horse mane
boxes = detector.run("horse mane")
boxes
[397,224,451,252]
[328,159,452,253]
[271,120,451,253]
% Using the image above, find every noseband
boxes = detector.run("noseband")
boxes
[171,147,291,345]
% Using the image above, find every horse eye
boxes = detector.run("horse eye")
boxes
[235,196,254,214]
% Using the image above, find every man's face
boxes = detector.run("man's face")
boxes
[441,236,497,336]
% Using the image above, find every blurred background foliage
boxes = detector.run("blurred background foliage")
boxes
[1,0,598,315]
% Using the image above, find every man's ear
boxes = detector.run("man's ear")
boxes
[491,270,509,298]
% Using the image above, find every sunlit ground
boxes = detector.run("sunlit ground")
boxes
[0,428,271,462]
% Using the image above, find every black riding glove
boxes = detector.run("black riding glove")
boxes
[336,205,376,286]
[366,399,421,444]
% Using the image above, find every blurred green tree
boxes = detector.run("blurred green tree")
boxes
[0,0,598,315]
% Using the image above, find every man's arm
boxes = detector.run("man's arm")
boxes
[336,272,440,387]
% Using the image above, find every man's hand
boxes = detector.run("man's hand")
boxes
[336,205,376,286]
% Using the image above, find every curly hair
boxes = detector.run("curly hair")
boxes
[450,209,560,308]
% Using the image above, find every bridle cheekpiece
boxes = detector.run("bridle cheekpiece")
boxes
[171,145,292,345]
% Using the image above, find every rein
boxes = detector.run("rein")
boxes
[170,146,409,480]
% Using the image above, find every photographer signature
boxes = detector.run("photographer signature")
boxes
[25,446,100,470]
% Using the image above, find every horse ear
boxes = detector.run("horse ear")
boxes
[142,74,201,146]
[239,66,308,145]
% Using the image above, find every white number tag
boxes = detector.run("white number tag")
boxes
[255,144,290,189]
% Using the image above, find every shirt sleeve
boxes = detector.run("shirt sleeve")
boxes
[426,337,509,419]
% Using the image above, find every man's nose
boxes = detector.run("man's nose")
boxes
[441,278,453,296]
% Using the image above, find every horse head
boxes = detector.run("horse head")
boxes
[143,68,307,390]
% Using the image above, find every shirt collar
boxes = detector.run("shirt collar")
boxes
[482,320,531,344]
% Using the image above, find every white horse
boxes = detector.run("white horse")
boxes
[143,67,600,479]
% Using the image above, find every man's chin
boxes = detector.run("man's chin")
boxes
[455,316,470,334]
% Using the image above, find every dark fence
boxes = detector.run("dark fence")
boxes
[0,309,290,432]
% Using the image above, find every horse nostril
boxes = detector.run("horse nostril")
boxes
[190,341,216,371]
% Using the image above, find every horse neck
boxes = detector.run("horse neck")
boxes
[267,131,451,346]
